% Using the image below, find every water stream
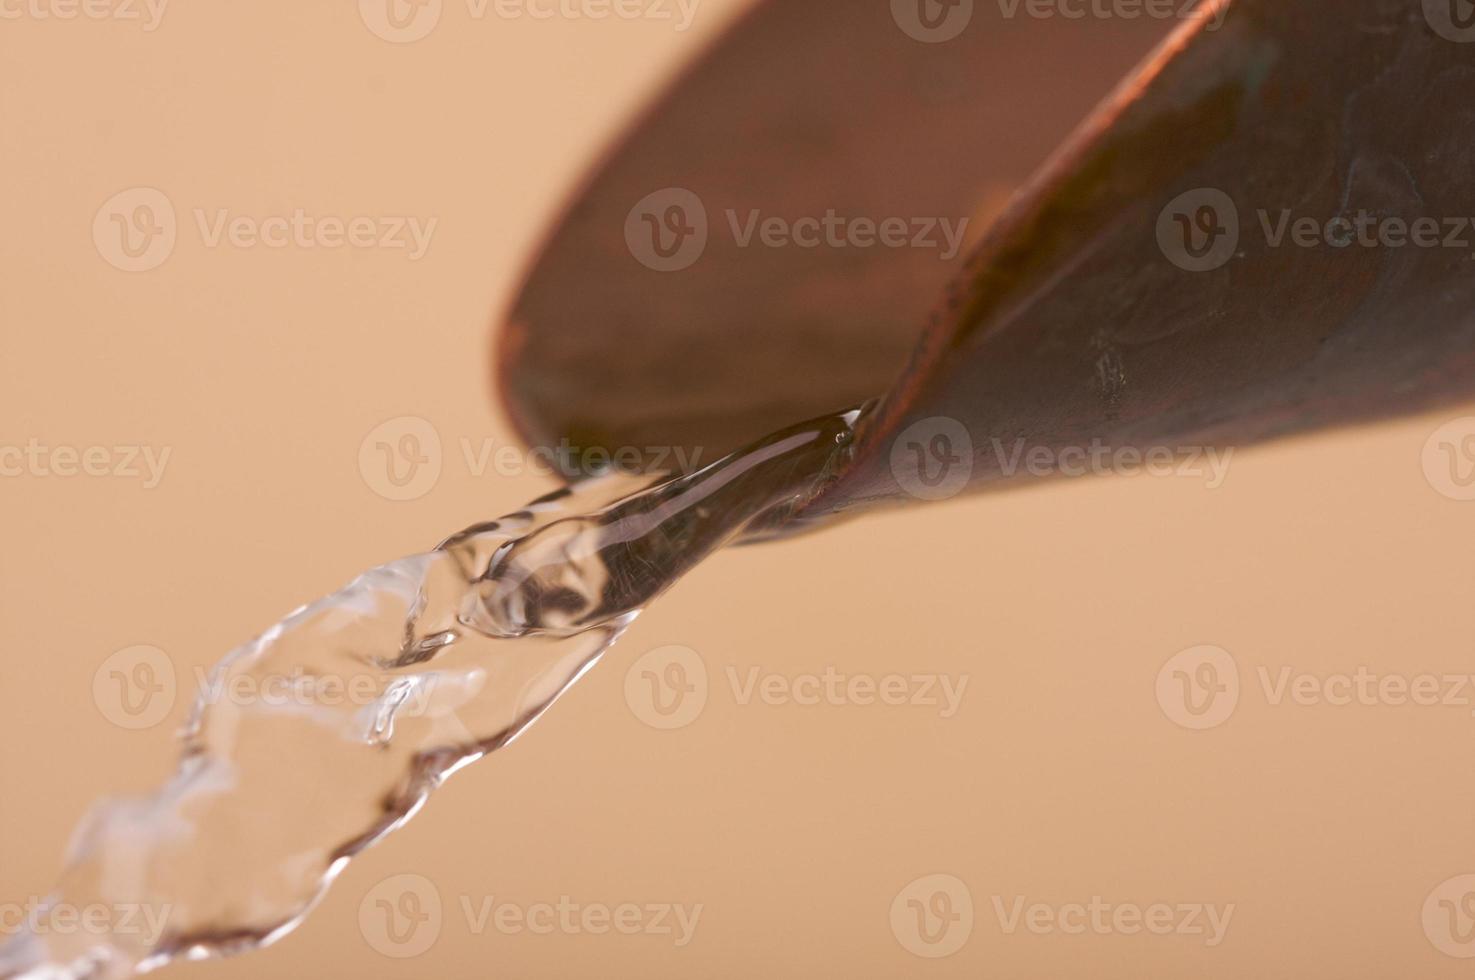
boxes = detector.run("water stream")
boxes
[0,408,861,980]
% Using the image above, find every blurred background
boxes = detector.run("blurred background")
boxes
[3,1,1475,977]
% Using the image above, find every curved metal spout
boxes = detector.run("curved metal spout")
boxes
[498,0,1475,528]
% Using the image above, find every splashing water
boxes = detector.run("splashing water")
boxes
[0,409,860,980]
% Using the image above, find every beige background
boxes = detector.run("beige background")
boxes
[4,2,1475,977]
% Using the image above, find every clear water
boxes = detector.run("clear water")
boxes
[0,409,860,980]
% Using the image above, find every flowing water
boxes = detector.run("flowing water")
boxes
[0,408,861,980]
